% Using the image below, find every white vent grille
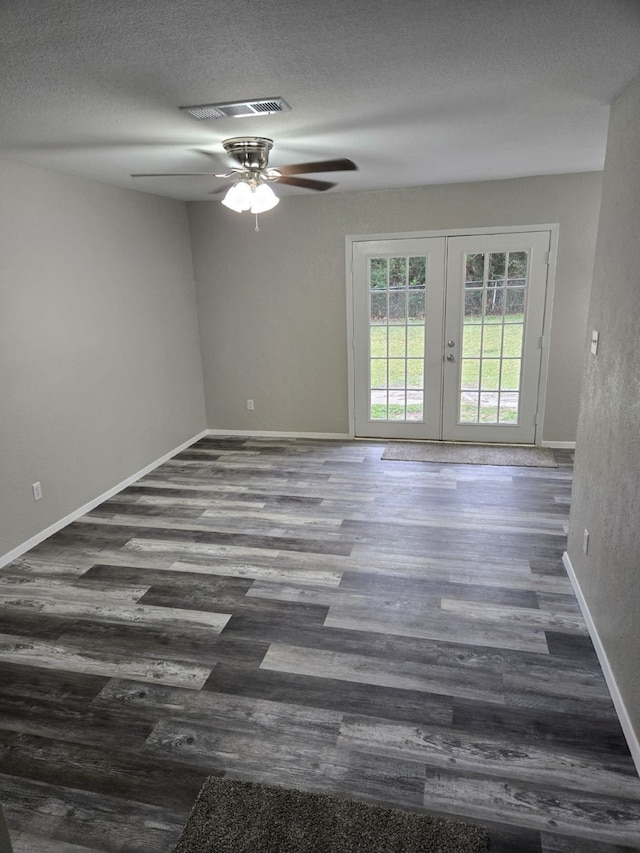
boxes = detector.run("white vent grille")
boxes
[181,97,291,120]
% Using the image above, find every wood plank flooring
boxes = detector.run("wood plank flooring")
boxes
[1,437,639,852]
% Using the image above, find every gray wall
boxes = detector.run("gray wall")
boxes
[188,172,602,441]
[0,159,207,560]
[567,75,640,739]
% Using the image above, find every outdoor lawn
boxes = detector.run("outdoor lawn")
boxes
[369,313,524,422]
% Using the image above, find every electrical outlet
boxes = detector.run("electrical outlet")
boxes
[583,529,589,555]
[32,481,43,501]
[246,399,254,411]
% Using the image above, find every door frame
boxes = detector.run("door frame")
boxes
[345,224,559,445]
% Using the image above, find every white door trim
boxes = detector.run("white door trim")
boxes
[346,224,559,444]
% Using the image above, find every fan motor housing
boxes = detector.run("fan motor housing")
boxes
[223,137,273,171]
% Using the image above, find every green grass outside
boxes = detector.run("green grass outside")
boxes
[369,315,524,421]
[370,403,423,420]
[459,398,518,423]
[370,315,523,390]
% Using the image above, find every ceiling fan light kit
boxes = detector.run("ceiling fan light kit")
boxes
[221,180,279,214]
[249,183,280,213]
[221,180,253,212]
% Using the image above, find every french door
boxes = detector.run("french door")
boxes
[352,230,551,444]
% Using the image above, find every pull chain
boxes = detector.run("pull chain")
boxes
[254,213,260,232]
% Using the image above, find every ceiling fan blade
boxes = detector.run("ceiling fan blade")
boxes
[275,158,357,176]
[276,175,336,191]
[130,172,223,177]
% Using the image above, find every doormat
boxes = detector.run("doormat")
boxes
[382,441,557,467]
[174,777,489,853]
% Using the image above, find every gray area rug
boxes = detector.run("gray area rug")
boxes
[382,440,557,467]
[174,778,489,853]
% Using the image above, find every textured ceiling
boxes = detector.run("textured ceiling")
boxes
[1,0,640,201]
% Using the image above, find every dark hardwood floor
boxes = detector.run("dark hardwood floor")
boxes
[1,437,639,852]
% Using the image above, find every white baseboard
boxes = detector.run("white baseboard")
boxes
[206,429,352,440]
[563,551,640,776]
[541,440,576,449]
[0,429,209,570]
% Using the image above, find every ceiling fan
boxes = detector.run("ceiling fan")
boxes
[131,136,357,217]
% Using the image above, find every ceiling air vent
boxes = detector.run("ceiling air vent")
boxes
[180,97,291,120]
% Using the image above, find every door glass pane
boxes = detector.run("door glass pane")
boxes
[370,359,387,389]
[499,392,519,423]
[409,257,426,287]
[506,287,525,315]
[458,250,529,424]
[388,326,407,356]
[407,359,424,389]
[370,258,388,289]
[407,391,424,420]
[508,251,528,282]
[408,291,425,322]
[488,252,506,281]
[480,359,500,391]
[503,324,523,355]
[388,391,406,419]
[461,359,480,390]
[370,390,388,420]
[388,359,406,388]
[500,359,521,391]
[464,290,483,321]
[370,325,387,357]
[482,324,503,356]
[465,253,484,285]
[389,257,406,288]
[389,291,407,323]
[368,255,427,422]
[407,325,424,356]
[484,287,504,317]
[479,392,499,422]
[460,392,479,422]
[370,292,387,323]
[462,324,481,358]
